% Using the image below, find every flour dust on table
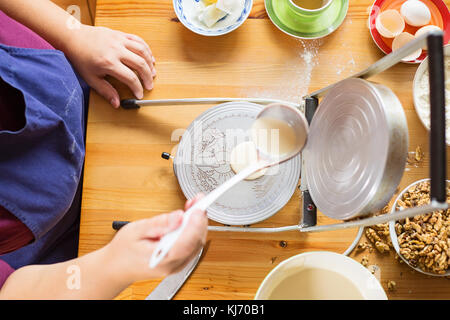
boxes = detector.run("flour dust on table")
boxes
[239,38,322,107]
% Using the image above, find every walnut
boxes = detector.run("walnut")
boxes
[406,146,424,167]
[375,241,390,253]
[361,256,369,267]
[395,223,403,235]
[395,181,450,274]
[356,241,370,252]
[373,223,390,237]
[387,280,397,291]
[365,226,390,253]
[366,228,382,243]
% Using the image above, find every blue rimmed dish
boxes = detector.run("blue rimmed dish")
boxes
[173,0,253,36]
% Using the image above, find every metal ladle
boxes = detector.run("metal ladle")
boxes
[148,103,309,268]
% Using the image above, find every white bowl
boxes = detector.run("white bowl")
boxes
[412,44,449,145]
[173,0,253,36]
[255,251,387,300]
[388,178,450,277]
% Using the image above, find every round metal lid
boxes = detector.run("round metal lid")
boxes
[304,78,390,220]
[175,101,301,225]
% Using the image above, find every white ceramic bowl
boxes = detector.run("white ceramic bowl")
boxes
[173,0,253,36]
[412,44,449,145]
[255,251,387,300]
[388,178,450,277]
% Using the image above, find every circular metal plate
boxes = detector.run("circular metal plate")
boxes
[175,102,301,225]
[304,79,390,220]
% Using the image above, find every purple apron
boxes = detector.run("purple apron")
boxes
[0,43,89,268]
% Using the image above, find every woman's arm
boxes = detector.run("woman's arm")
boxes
[0,0,83,53]
[0,196,207,300]
[0,246,131,300]
[0,0,156,108]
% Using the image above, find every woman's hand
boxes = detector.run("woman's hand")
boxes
[67,25,156,108]
[0,195,207,300]
[0,1,155,108]
[104,194,208,283]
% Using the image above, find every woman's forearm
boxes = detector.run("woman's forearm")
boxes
[0,0,81,52]
[0,0,158,105]
[0,245,132,300]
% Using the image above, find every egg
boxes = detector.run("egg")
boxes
[375,9,405,38]
[415,25,442,49]
[400,0,431,27]
[392,32,422,61]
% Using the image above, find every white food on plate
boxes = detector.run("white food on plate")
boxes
[400,0,431,27]
[375,9,405,38]
[415,56,450,144]
[392,32,422,61]
[415,25,442,49]
[230,141,267,180]
[216,0,244,14]
[198,3,227,27]
[195,0,245,29]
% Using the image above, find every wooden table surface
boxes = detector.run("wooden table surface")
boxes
[78,0,450,299]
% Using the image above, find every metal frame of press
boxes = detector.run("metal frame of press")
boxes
[113,31,448,235]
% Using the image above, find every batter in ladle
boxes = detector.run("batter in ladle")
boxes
[251,117,301,158]
[229,116,304,179]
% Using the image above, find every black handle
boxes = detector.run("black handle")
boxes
[302,190,317,227]
[301,97,318,227]
[305,97,318,124]
[427,33,447,202]
[112,220,130,230]
[120,99,140,109]
[161,152,171,160]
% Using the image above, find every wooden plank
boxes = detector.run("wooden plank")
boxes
[79,0,450,299]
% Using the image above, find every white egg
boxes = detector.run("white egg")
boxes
[392,32,422,61]
[375,9,405,38]
[400,0,431,27]
[415,25,442,49]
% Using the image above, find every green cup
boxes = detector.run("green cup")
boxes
[287,0,334,15]
[266,0,348,39]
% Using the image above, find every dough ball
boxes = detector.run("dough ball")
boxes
[230,141,267,180]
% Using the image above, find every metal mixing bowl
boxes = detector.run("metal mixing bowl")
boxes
[412,44,449,146]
